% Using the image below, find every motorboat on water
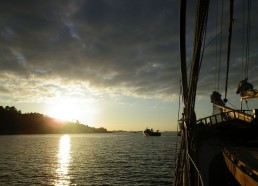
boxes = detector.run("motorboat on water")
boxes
[143,128,161,136]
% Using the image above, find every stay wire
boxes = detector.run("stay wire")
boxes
[224,0,234,103]
[245,0,251,79]
[245,99,250,112]
[175,80,182,162]
[242,0,245,79]
[215,0,219,91]
[218,0,224,92]
[227,100,238,110]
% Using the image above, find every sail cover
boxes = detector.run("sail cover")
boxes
[236,79,258,99]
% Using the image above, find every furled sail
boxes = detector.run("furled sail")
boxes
[236,79,258,99]
[211,91,225,106]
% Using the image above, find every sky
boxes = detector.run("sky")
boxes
[0,0,258,131]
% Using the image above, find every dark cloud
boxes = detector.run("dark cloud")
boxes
[0,0,179,101]
[0,0,257,103]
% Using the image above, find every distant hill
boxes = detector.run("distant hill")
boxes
[0,106,108,134]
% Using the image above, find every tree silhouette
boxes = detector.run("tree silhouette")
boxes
[0,106,108,134]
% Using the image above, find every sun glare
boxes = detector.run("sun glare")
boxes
[55,135,71,186]
[47,102,77,121]
[45,97,98,124]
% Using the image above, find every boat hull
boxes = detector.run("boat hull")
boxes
[223,147,258,186]
[143,131,161,136]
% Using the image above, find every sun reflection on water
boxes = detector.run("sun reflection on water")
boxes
[55,135,71,186]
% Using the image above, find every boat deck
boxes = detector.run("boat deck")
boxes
[224,146,258,185]
[225,146,258,173]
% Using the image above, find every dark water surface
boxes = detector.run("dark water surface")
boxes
[0,132,178,185]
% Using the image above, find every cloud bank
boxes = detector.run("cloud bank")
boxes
[0,0,180,103]
[0,0,258,103]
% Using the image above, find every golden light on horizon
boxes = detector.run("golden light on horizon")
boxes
[55,135,71,186]
[45,97,99,124]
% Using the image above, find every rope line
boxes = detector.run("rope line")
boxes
[242,0,245,79]
[245,0,251,79]
[187,153,204,186]
[218,0,224,92]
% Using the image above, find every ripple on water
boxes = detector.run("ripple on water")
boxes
[0,132,177,185]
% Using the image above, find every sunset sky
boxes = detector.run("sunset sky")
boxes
[1,0,258,131]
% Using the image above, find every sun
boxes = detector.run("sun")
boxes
[47,102,77,121]
[45,97,98,124]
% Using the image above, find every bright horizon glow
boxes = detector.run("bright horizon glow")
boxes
[45,97,99,124]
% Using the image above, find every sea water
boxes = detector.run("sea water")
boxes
[0,132,179,185]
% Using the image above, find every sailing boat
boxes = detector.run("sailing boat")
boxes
[174,0,258,185]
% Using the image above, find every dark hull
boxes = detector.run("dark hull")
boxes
[223,146,258,186]
[176,0,258,184]
[143,131,161,136]
[188,117,258,185]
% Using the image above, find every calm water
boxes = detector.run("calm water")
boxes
[0,132,178,185]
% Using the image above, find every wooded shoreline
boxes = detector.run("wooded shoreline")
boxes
[0,106,108,134]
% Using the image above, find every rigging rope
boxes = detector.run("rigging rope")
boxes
[187,153,204,186]
[177,81,182,130]
[218,0,224,92]
[242,0,251,80]
[180,0,188,107]
[176,0,210,185]
[215,0,219,91]
[241,0,245,79]
[224,0,234,103]
[245,99,250,111]
[245,0,251,79]
[227,100,238,110]
[175,80,182,164]
[186,0,210,127]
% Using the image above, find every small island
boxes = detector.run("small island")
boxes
[0,106,108,134]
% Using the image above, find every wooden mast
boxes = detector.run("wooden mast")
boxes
[186,0,210,128]
[177,0,210,185]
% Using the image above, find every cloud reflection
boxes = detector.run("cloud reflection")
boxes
[55,135,71,186]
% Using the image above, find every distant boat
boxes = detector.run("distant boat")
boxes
[143,128,161,136]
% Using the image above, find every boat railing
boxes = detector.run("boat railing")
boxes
[196,110,253,126]
[174,132,204,186]
[187,153,204,186]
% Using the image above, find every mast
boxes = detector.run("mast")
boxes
[185,0,210,128]
[177,0,210,185]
